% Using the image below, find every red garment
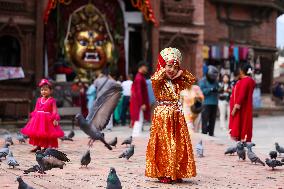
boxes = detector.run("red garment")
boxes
[130,72,150,123]
[229,77,255,142]
[71,84,88,118]
[21,97,64,148]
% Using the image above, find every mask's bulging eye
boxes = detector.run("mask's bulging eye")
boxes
[94,40,103,46]
[79,40,88,46]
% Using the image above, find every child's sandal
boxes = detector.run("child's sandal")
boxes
[158,177,172,184]
[30,146,41,152]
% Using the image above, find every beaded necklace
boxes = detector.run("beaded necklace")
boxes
[41,97,50,104]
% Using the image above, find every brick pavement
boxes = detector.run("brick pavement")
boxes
[0,126,284,189]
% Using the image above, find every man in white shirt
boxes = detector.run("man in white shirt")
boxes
[121,74,133,126]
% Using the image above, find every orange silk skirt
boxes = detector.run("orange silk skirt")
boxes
[145,105,196,180]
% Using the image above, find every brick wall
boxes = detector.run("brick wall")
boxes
[250,11,277,47]
[204,0,277,48]
[204,0,228,44]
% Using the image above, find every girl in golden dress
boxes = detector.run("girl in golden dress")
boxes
[145,47,197,183]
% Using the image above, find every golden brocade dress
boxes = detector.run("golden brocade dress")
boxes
[145,67,197,180]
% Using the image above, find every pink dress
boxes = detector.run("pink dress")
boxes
[21,97,64,148]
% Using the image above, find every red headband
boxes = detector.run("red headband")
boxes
[38,79,52,87]
[157,54,166,71]
[156,55,179,71]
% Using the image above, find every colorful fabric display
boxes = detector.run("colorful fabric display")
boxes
[0,66,25,81]
[202,45,210,59]
[222,46,229,59]
[215,46,221,59]
[210,45,222,59]
[0,67,9,80]
[239,47,249,60]
[229,44,234,57]
[211,45,217,59]
[233,46,239,62]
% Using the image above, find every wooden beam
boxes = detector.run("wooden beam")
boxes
[34,0,44,84]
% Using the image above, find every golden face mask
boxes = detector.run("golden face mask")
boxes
[68,30,113,70]
[65,4,114,72]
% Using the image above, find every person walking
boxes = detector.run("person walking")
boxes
[199,65,219,136]
[86,79,96,114]
[218,74,231,130]
[229,63,255,142]
[86,70,121,131]
[145,47,196,183]
[130,61,150,137]
[146,78,156,121]
[180,84,204,133]
[120,74,133,126]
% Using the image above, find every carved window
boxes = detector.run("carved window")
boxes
[162,0,194,24]
[0,35,21,67]
[229,25,250,43]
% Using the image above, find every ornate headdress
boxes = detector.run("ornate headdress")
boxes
[157,47,182,71]
[65,3,114,44]
[38,79,52,87]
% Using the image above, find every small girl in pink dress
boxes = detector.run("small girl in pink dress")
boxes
[22,79,64,152]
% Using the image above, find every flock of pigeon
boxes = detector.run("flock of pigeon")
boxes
[223,141,284,169]
[0,129,135,189]
[195,139,284,169]
[3,110,283,188]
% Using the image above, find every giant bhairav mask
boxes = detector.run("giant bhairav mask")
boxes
[64,4,114,79]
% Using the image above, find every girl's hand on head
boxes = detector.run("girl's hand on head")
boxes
[171,70,183,80]
[53,120,58,126]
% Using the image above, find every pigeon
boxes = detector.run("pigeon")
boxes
[269,151,278,160]
[106,167,122,189]
[23,134,29,139]
[81,150,91,168]
[24,165,41,174]
[16,132,26,144]
[6,151,19,168]
[60,130,75,141]
[265,158,284,170]
[275,142,284,156]
[36,148,70,174]
[5,135,14,145]
[236,141,246,160]
[245,142,255,148]
[119,145,134,160]
[75,114,112,150]
[0,143,10,159]
[16,176,35,189]
[246,145,265,166]
[224,145,237,155]
[121,136,132,147]
[196,140,204,157]
[108,137,118,148]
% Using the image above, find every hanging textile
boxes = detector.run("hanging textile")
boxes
[215,45,221,59]
[239,47,249,61]
[233,46,239,62]
[0,67,25,81]
[211,46,217,59]
[222,46,229,59]
[202,45,210,59]
[229,44,234,57]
